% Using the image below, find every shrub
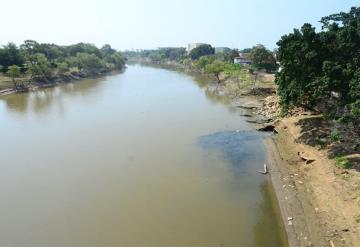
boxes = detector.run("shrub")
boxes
[335,156,353,169]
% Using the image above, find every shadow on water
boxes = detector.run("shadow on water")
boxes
[198,130,272,175]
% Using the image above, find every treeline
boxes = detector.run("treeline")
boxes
[276,7,360,131]
[0,40,126,86]
[124,43,277,75]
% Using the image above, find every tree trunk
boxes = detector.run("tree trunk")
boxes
[215,73,221,83]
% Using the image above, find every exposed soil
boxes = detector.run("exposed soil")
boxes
[220,75,360,247]
[267,116,360,247]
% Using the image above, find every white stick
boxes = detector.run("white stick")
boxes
[257,163,268,174]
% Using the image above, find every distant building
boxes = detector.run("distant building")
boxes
[234,53,252,65]
[187,43,208,53]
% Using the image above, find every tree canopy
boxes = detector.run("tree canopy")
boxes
[276,6,360,129]
[249,44,277,72]
[189,45,215,60]
[0,41,126,80]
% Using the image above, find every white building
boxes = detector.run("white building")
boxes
[234,53,252,65]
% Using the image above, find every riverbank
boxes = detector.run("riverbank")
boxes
[231,94,360,246]
[0,69,126,96]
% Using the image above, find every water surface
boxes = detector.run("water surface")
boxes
[0,65,286,247]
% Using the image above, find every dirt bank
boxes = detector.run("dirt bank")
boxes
[264,116,360,247]
[217,75,360,246]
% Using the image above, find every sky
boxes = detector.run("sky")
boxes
[1,0,358,50]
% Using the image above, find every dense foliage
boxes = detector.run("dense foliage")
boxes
[125,47,187,62]
[0,40,126,80]
[249,44,277,72]
[189,44,215,60]
[275,7,360,129]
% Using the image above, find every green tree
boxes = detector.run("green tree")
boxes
[189,44,215,60]
[194,56,215,70]
[7,65,21,87]
[56,62,69,74]
[101,44,116,57]
[27,53,52,79]
[74,53,107,75]
[276,6,360,131]
[105,52,126,70]
[205,60,227,83]
[249,44,277,72]
[0,43,24,72]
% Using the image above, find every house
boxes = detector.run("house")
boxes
[234,53,252,65]
[187,43,207,53]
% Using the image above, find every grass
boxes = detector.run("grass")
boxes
[335,156,353,169]
[330,130,341,142]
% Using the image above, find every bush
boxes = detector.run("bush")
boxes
[335,156,353,169]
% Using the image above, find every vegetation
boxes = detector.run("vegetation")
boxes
[189,44,215,60]
[335,156,354,169]
[125,47,186,62]
[0,40,126,87]
[205,60,227,83]
[276,7,360,132]
[7,65,21,87]
[249,44,277,72]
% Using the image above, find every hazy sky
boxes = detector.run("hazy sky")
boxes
[1,0,358,50]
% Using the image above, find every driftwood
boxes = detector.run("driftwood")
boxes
[236,105,258,110]
[257,163,268,174]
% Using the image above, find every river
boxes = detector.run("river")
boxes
[0,65,287,247]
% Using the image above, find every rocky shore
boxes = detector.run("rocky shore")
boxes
[233,92,360,247]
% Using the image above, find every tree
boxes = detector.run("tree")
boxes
[74,53,107,75]
[194,56,215,70]
[105,52,126,70]
[189,44,215,60]
[249,44,277,72]
[7,65,21,87]
[275,7,360,130]
[101,44,116,57]
[0,43,24,71]
[205,60,227,83]
[27,53,52,79]
[56,62,69,74]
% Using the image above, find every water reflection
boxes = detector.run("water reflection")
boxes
[0,77,105,115]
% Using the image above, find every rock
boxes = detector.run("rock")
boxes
[236,105,258,110]
[298,152,315,164]
[257,125,278,133]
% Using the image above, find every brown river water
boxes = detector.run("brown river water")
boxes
[0,65,287,247]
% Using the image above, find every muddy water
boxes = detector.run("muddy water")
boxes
[0,65,287,247]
